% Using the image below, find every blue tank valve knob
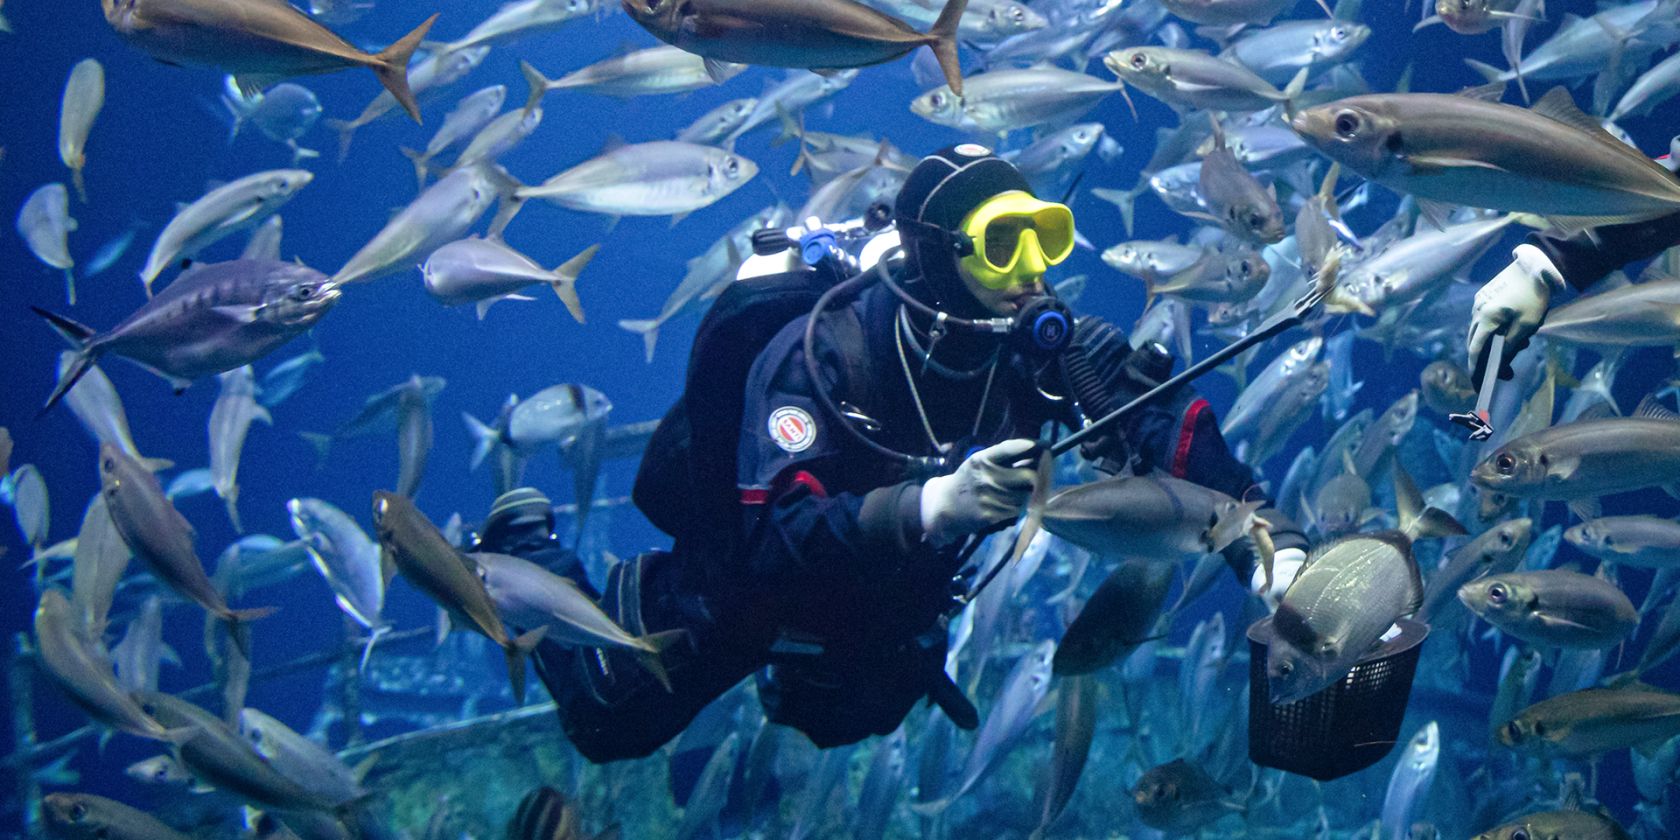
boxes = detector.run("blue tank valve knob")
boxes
[1030,308,1071,352]
[800,229,839,266]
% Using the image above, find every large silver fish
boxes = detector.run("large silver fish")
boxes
[33,589,186,744]
[516,141,758,221]
[332,163,512,285]
[1460,570,1639,649]
[288,498,386,651]
[1417,517,1532,624]
[102,0,436,122]
[43,792,194,840]
[328,45,491,160]
[1266,467,1464,704]
[56,353,170,471]
[398,84,506,189]
[915,640,1055,813]
[237,708,366,807]
[36,259,339,412]
[1291,88,1680,228]
[1537,278,1680,348]
[1566,516,1680,568]
[139,169,314,296]
[1497,683,1680,759]
[625,0,969,94]
[911,66,1123,135]
[522,48,744,104]
[135,690,341,812]
[429,0,598,54]
[17,183,78,304]
[100,445,277,631]
[372,491,544,699]
[1042,474,1262,562]
[71,493,131,639]
[1381,722,1440,840]
[1470,396,1680,515]
[1104,46,1302,113]
[422,237,596,322]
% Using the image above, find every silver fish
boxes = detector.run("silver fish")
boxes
[288,498,386,647]
[911,66,1123,135]
[426,105,544,185]
[516,141,758,221]
[37,259,340,412]
[1043,474,1261,561]
[4,464,50,556]
[1247,361,1331,466]
[1466,0,1680,87]
[57,353,169,470]
[1197,122,1285,243]
[1267,467,1463,704]
[398,84,506,189]
[618,204,790,361]
[1104,46,1301,112]
[71,493,131,639]
[1381,722,1440,840]
[1291,88,1680,228]
[59,58,105,203]
[1497,684,1680,759]
[1566,516,1680,568]
[625,0,970,95]
[221,79,323,164]
[112,595,175,692]
[237,708,365,807]
[676,97,759,146]
[257,344,324,408]
[17,183,78,303]
[463,383,612,470]
[851,726,908,840]
[43,792,194,840]
[332,163,511,286]
[726,70,857,146]
[139,169,314,297]
[674,732,740,840]
[1460,570,1639,649]
[101,0,436,124]
[135,690,339,812]
[522,47,744,104]
[1471,396,1680,514]
[471,551,679,687]
[1417,517,1532,624]
[242,215,284,262]
[916,640,1055,813]
[209,366,271,532]
[1222,335,1321,441]
[1537,278,1680,348]
[422,237,596,322]
[431,0,599,54]
[1223,19,1370,86]
[33,589,184,743]
[1342,215,1514,312]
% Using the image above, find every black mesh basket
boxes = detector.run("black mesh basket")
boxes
[1247,616,1429,782]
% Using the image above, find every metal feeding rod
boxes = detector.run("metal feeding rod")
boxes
[1449,333,1504,441]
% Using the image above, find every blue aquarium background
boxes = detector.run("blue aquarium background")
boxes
[2,0,1680,837]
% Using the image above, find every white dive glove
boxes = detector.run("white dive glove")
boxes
[1249,547,1308,613]
[1466,244,1566,381]
[920,439,1040,546]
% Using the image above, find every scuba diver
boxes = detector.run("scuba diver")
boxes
[466,486,598,599]
[534,145,1306,763]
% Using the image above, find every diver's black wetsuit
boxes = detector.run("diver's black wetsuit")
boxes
[1528,210,1680,291]
[533,277,1270,763]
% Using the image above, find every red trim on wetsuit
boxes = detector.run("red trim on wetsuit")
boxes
[742,470,829,506]
[1172,398,1211,478]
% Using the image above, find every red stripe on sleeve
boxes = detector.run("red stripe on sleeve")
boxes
[1171,398,1211,478]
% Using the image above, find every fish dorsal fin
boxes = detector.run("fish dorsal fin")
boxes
[1575,401,1618,423]
[1635,394,1680,421]
[1457,81,1506,102]
[1340,447,1356,476]
[1532,87,1605,136]
[1394,460,1423,533]
[600,134,628,155]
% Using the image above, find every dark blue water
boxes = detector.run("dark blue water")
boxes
[4,0,1680,835]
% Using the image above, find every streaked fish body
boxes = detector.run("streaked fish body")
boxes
[1497,685,1680,759]
[1105,46,1296,112]
[1459,570,1639,649]
[135,690,337,812]
[1537,279,1680,347]
[57,354,163,468]
[517,141,758,219]
[1566,516,1680,568]
[1042,474,1260,561]
[237,708,365,807]
[676,97,758,145]
[523,48,744,101]
[911,67,1123,135]
[1417,517,1532,623]
[139,169,314,295]
[332,163,511,285]
[209,366,271,532]
[59,59,105,202]
[36,260,339,413]
[422,237,596,323]
[288,498,385,633]
[1223,19,1370,85]
[1471,399,1680,504]
[33,588,182,743]
[432,0,597,53]
[1382,722,1440,840]
[1471,810,1632,840]
[43,792,193,840]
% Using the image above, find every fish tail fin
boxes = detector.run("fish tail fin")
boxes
[71,169,87,207]
[227,606,279,623]
[33,306,98,415]
[617,319,660,363]
[398,147,429,191]
[374,14,439,124]
[520,60,552,113]
[139,456,175,473]
[506,626,547,701]
[463,411,499,471]
[1090,186,1138,237]
[927,0,970,96]
[1394,461,1466,541]
[551,244,599,324]
[1280,67,1308,121]
[1464,58,1505,85]
[223,484,243,533]
[298,432,333,468]
[635,629,687,692]
[326,118,359,162]
[360,624,393,672]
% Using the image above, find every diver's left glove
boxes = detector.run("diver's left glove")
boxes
[920,439,1039,546]
[1250,547,1307,613]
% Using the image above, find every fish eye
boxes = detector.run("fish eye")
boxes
[1277,661,1293,676]
[1496,453,1516,474]
[1488,583,1507,604]
[1505,720,1523,740]
[292,285,313,300]
[1603,535,1615,546]
[70,803,87,821]
[1511,831,1528,840]
[930,92,947,108]
[1012,7,1024,19]
[1331,26,1347,39]
[1532,720,1546,736]
[1334,111,1361,138]
[727,158,740,177]
[1130,52,1146,69]
[1248,211,1265,228]
[1498,532,1513,548]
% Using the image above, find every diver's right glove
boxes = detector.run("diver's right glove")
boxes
[920,439,1039,546]
[1467,244,1565,382]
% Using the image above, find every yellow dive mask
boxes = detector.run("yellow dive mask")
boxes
[957,191,1075,290]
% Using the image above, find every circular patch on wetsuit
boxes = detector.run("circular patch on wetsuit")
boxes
[768,406,817,453]
[954,143,993,157]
